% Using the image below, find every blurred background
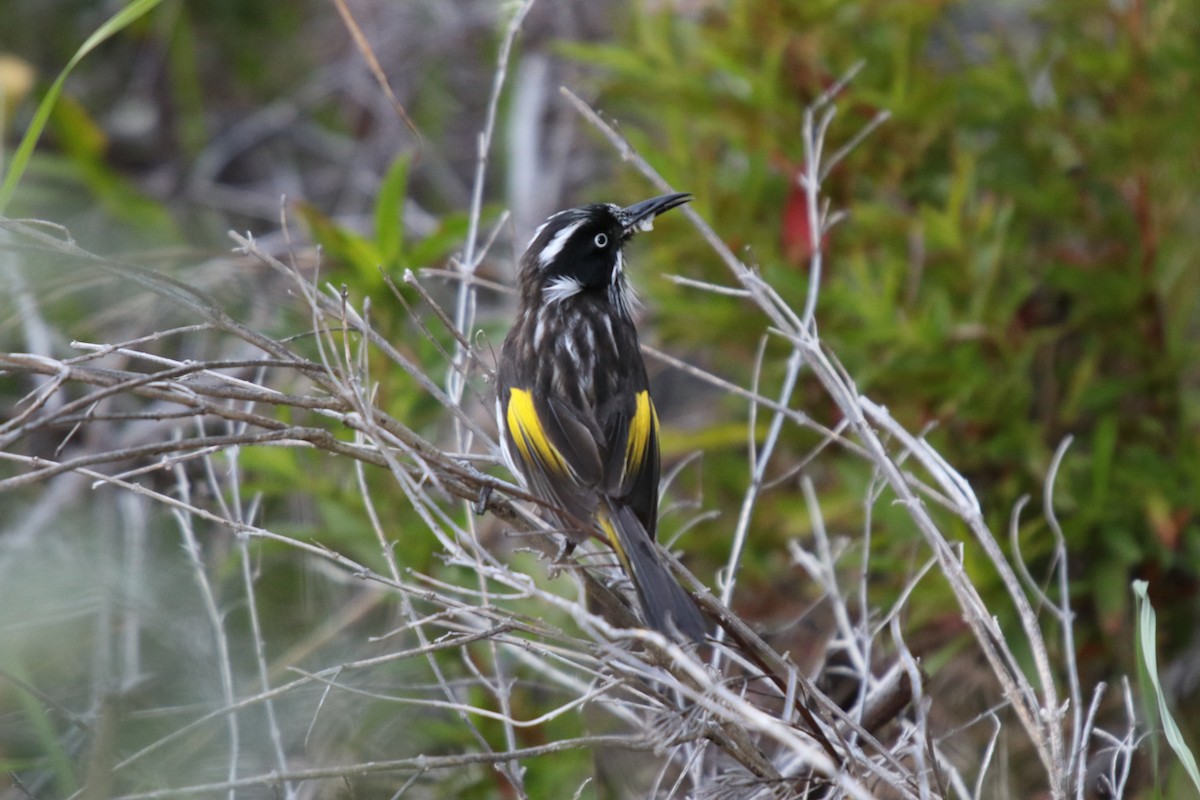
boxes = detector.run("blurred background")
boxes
[1,0,1198,797]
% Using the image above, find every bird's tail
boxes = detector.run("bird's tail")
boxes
[596,501,706,643]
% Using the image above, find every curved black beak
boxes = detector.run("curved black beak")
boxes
[619,192,692,236]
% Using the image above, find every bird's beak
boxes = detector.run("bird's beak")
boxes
[619,192,692,237]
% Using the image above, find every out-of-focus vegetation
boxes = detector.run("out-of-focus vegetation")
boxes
[571,0,1199,703]
[2,0,1198,796]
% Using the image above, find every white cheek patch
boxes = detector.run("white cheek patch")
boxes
[543,275,584,303]
[611,250,624,284]
[537,220,585,268]
[633,217,654,233]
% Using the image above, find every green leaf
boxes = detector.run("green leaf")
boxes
[1133,580,1200,794]
[295,201,383,285]
[375,151,412,265]
[407,209,476,267]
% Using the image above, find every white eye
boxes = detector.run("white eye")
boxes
[593,233,608,248]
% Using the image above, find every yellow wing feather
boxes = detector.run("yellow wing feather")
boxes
[624,390,657,479]
[506,388,571,476]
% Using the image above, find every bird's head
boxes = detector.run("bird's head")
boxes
[518,192,692,309]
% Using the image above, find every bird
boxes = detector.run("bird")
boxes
[496,192,707,643]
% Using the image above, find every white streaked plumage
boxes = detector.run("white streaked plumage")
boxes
[562,329,580,365]
[602,313,617,350]
[581,317,596,354]
[533,311,546,348]
[609,276,639,318]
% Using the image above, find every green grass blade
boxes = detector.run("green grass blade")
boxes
[0,0,164,213]
[1133,579,1200,794]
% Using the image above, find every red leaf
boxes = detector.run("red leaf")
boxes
[781,178,824,265]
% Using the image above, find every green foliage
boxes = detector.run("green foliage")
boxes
[0,655,78,796]
[296,151,479,292]
[0,0,165,213]
[6,0,1198,794]
[44,95,176,231]
[569,0,1200,721]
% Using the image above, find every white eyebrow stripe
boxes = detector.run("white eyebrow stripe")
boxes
[537,220,585,267]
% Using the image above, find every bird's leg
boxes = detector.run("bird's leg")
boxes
[539,535,576,581]
[472,484,493,515]
[555,536,577,561]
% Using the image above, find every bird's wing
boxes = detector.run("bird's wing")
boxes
[541,395,605,487]
[601,389,661,538]
[500,386,602,531]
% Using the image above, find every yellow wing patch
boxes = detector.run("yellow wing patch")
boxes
[506,388,571,476]
[624,390,657,479]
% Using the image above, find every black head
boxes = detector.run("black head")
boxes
[519,192,691,304]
